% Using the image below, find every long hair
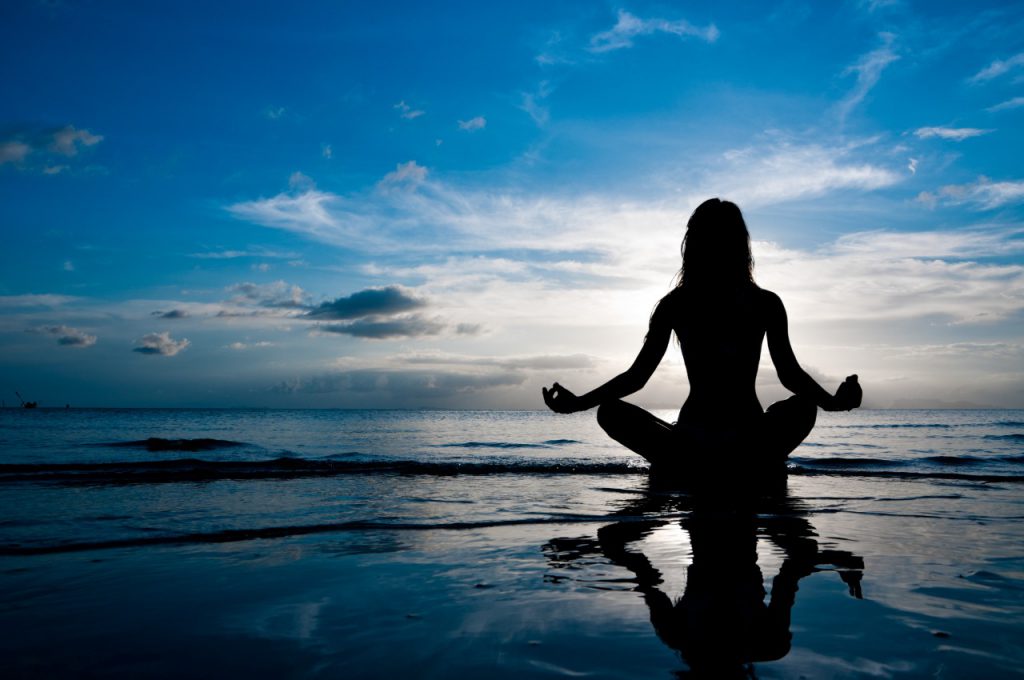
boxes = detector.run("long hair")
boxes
[676,198,755,290]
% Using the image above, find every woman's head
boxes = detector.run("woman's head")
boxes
[678,198,754,289]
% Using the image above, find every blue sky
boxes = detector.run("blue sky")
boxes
[1,0,1023,408]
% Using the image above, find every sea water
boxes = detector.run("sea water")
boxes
[1,408,1023,677]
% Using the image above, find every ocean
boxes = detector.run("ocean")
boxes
[2,408,1023,677]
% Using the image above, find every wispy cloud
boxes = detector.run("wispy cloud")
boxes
[458,116,486,131]
[272,368,524,400]
[859,0,901,11]
[755,227,1024,324]
[0,294,79,309]
[133,332,190,356]
[231,144,903,266]
[589,10,719,53]
[698,140,903,206]
[394,100,425,120]
[396,351,597,371]
[970,52,1024,83]
[189,248,299,260]
[917,177,1024,209]
[0,125,103,171]
[914,126,993,141]
[227,341,274,350]
[837,33,899,121]
[32,324,97,347]
[987,96,1024,113]
[519,81,553,127]
[227,188,368,245]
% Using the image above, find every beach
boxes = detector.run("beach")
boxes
[2,408,1023,678]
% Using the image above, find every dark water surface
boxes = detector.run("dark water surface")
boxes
[1,409,1023,677]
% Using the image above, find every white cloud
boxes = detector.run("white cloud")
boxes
[288,171,315,191]
[837,33,899,121]
[0,125,102,171]
[908,157,918,174]
[520,81,553,127]
[227,188,368,246]
[189,248,299,260]
[227,341,275,350]
[228,280,309,309]
[754,228,1024,324]
[322,144,333,159]
[49,126,103,156]
[133,332,190,356]
[458,116,486,131]
[589,10,719,53]
[914,126,993,141]
[970,52,1024,83]
[231,144,903,266]
[697,141,902,207]
[987,96,1024,113]
[860,0,900,11]
[33,324,97,348]
[917,177,1024,210]
[378,160,428,188]
[63,260,75,272]
[0,294,79,308]
[394,100,425,120]
[0,141,31,165]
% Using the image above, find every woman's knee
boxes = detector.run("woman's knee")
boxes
[769,394,817,425]
[596,400,626,433]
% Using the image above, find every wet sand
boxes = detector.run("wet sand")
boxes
[2,473,1022,678]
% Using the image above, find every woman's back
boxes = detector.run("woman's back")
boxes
[662,284,770,425]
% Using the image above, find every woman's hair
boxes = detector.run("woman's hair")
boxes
[676,197,755,289]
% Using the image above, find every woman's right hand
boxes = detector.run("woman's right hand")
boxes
[542,382,582,414]
[831,375,862,411]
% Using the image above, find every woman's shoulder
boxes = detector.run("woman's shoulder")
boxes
[754,287,787,318]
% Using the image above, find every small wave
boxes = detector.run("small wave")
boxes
[437,441,554,449]
[543,439,582,446]
[99,438,247,452]
[0,513,643,557]
[830,423,953,429]
[923,455,983,466]
[787,466,1023,484]
[4,455,1022,487]
[790,457,903,467]
[995,420,1024,428]
[0,457,642,485]
[984,433,1024,442]
[1001,455,1024,464]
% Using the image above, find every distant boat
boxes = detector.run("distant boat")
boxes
[15,391,38,409]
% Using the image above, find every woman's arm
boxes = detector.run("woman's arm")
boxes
[543,299,674,414]
[765,291,861,411]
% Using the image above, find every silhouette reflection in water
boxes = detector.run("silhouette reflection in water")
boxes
[544,483,864,677]
[542,198,862,473]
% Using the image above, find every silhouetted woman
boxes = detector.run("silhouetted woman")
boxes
[542,198,861,472]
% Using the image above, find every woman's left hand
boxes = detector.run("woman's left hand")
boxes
[542,382,582,414]
[832,375,862,411]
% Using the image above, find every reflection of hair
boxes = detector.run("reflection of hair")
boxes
[677,198,755,289]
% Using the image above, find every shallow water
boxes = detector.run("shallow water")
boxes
[1,408,1023,677]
